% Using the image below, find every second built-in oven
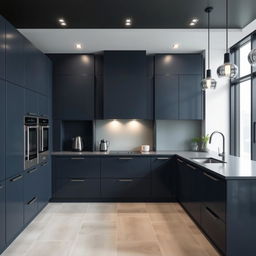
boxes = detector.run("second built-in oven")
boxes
[39,118,50,163]
[24,116,38,170]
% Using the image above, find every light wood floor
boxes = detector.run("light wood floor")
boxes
[1,203,220,256]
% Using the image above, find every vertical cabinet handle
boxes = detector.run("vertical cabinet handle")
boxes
[254,122,256,143]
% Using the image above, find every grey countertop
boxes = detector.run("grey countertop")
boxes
[52,151,256,180]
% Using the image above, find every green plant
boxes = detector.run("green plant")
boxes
[191,135,210,144]
[191,137,201,143]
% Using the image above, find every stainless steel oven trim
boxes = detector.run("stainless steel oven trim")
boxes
[40,125,50,153]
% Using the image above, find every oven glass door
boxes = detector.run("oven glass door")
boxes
[40,126,49,153]
[26,126,38,161]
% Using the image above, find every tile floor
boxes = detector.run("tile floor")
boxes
[1,203,220,256]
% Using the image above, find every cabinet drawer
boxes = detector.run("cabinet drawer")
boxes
[101,178,151,198]
[55,178,100,199]
[101,157,151,178]
[201,206,226,254]
[24,167,39,225]
[202,171,226,222]
[55,157,100,178]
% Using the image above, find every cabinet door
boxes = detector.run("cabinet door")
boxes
[6,21,25,86]
[155,54,203,75]
[179,75,203,120]
[0,181,5,253]
[0,81,5,181]
[101,178,151,199]
[151,157,174,199]
[155,75,179,119]
[103,51,151,119]
[38,55,50,96]
[24,167,39,225]
[101,157,151,178]
[0,16,5,80]
[6,174,24,243]
[6,83,24,178]
[53,75,94,120]
[37,94,48,117]
[54,157,100,178]
[25,89,38,116]
[38,161,51,210]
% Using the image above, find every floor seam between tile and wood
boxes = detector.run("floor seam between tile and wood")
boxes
[1,203,220,256]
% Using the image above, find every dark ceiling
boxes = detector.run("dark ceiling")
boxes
[1,0,256,29]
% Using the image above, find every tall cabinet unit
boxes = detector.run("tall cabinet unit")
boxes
[154,54,204,120]
[0,15,52,254]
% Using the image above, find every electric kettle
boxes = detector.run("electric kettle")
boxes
[72,136,84,152]
[99,139,110,152]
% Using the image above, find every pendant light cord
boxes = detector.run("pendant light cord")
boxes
[226,0,228,53]
[208,10,210,70]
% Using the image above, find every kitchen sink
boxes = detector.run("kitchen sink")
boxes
[191,157,226,164]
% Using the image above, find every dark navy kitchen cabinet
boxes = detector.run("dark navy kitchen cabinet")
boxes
[151,157,174,200]
[0,81,5,181]
[5,21,25,87]
[0,181,5,253]
[24,167,39,225]
[101,178,151,199]
[103,51,151,119]
[37,94,48,117]
[155,54,203,75]
[6,83,24,178]
[50,54,94,76]
[6,174,24,243]
[53,75,94,120]
[155,75,179,119]
[38,161,51,210]
[25,89,38,116]
[101,157,151,178]
[0,16,5,80]
[179,75,203,120]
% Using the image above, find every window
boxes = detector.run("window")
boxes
[230,33,256,160]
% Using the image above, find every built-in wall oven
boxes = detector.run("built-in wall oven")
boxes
[24,116,38,170]
[39,118,50,163]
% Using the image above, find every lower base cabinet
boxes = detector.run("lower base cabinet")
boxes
[6,173,24,243]
[55,178,100,199]
[0,181,6,253]
[101,178,151,199]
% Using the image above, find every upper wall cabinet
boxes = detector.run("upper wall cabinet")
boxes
[0,81,5,181]
[50,54,94,75]
[50,54,95,120]
[103,51,152,119]
[5,21,25,87]
[155,54,203,75]
[0,16,5,80]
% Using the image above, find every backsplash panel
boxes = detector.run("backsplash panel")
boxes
[95,120,153,151]
[156,120,202,151]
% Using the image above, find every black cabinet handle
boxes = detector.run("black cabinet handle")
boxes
[71,157,85,160]
[70,179,86,182]
[254,122,256,143]
[119,157,133,160]
[119,179,133,182]
[27,197,37,205]
[156,157,170,160]
[206,207,220,220]
[203,172,219,181]
[177,159,184,163]
[40,162,48,166]
[186,163,197,170]
[27,167,37,174]
[10,175,23,182]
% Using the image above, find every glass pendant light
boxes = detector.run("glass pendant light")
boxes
[202,6,217,90]
[248,48,256,66]
[217,0,238,78]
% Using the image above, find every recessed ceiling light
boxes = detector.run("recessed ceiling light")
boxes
[60,22,67,26]
[189,22,196,26]
[125,18,132,27]
[58,18,65,23]
[172,43,180,49]
[75,43,82,49]
[192,18,199,23]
